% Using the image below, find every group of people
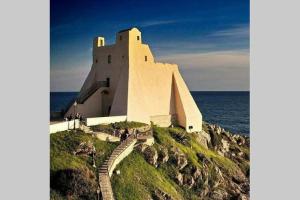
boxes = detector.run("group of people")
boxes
[65,112,84,122]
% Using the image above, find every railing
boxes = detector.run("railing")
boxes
[77,80,109,104]
[107,134,136,176]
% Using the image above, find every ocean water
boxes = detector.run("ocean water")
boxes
[50,91,249,135]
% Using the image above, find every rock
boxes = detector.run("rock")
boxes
[73,140,96,156]
[170,147,188,170]
[143,146,158,167]
[192,167,202,180]
[177,155,188,170]
[231,168,247,184]
[116,170,121,175]
[217,150,224,157]
[238,194,250,200]
[136,143,149,153]
[158,147,169,164]
[211,166,225,188]
[210,189,229,200]
[196,153,211,165]
[195,131,211,149]
[183,175,195,188]
[176,172,183,185]
[152,189,173,200]
[198,185,210,198]
[238,152,244,157]
[221,139,230,152]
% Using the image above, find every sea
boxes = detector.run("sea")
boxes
[50,91,249,135]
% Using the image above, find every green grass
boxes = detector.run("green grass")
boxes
[159,127,240,173]
[111,151,184,200]
[90,121,147,132]
[110,126,244,200]
[50,124,248,200]
[50,130,118,171]
[50,130,118,198]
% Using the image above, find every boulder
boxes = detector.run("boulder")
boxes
[195,131,211,149]
[238,194,250,200]
[136,143,149,153]
[196,153,211,165]
[183,175,195,188]
[210,189,229,200]
[143,146,158,167]
[192,167,202,180]
[170,147,188,170]
[152,189,173,200]
[175,172,183,185]
[158,147,169,164]
[221,139,230,153]
[73,140,96,156]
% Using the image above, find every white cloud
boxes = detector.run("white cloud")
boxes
[157,50,249,91]
[139,20,178,27]
[209,25,249,38]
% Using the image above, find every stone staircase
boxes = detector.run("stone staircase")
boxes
[98,135,137,200]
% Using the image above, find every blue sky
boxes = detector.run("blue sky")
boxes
[51,0,249,91]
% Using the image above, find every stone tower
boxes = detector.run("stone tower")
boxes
[65,27,203,132]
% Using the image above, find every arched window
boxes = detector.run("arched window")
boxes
[145,56,147,62]
[108,55,111,64]
[137,36,140,41]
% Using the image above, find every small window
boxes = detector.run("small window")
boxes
[145,56,147,62]
[95,59,98,63]
[119,35,122,41]
[100,40,103,46]
[108,55,111,64]
[137,36,140,40]
[106,78,110,87]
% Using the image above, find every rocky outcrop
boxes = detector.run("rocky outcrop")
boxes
[169,147,188,170]
[195,130,211,149]
[73,140,96,156]
[157,147,169,164]
[140,145,158,167]
[152,189,173,200]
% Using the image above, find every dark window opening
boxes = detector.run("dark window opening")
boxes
[95,59,98,63]
[119,35,122,40]
[106,78,110,87]
[137,36,140,40]
[108,106,111,115]
[108,55,111,64]
[145,56,147,62]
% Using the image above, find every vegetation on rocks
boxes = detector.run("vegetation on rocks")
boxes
[50,122,250,200]
[50,130,118,199]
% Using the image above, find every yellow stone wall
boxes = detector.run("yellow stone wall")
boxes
[65,28,202,132]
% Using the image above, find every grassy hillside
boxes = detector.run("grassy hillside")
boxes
[50,123,249,200]
[50,130,118,199]
[111,126,248,200]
